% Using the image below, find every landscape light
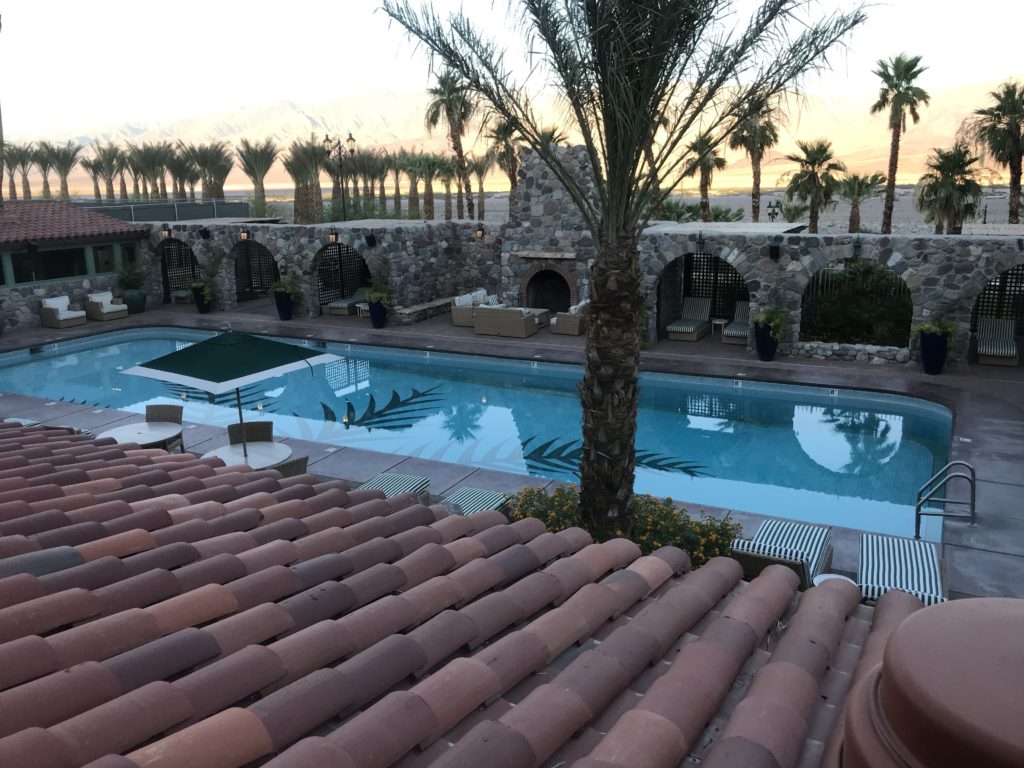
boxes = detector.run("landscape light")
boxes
[328,226,338,244]
[160,223,171,239]
[239,225,250,241]
[475,223,486,239]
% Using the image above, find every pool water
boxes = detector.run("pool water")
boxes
[0,328,951,538]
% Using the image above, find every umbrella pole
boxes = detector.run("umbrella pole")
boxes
[235,388,248,460]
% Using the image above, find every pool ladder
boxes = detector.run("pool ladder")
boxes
[914,460,976,539]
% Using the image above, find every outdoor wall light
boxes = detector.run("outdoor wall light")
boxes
[852,236,862,258]
[365,233,377,248]
[328,226,338,244]
[239,225,250,241]
[160,223,171,239]
[475,223,486,239]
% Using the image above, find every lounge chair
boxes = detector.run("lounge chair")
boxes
[857,532,946,606]
[360,471,430,501]
[976,317,1019,366]
[451,289,493,327]
[228,421,274,444]
[722,301,750,345]
[667,296,712,341]
[442,487,511,516]
[84,291,129,321]
[326,287,368,316]
[730,519,832,590]
[550,301,589,336]
[473,306,549,338]
[39,296,87,329]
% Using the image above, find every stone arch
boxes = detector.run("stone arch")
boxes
[312,242,371,306]
[156,238,199,303]
[518,263,578,311]
[651,249,751,339]
[230,240,279,302]
[970,262,1024,335]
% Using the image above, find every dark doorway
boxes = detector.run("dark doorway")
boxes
[525,270,571,313]
[232,241,279,302]
[315,243,370,305]
[158,239,200,303]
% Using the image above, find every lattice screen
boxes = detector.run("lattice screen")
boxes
[972,264,1024,334]
[683,254,750,318]
[233,242,279,301]
[316,244,367,305]
[158,240,200,302]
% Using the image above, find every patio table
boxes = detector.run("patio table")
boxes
[202,441,292,470]
[97,421,183,450]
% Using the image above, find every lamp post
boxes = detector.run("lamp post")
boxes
[766,199,782,223]
[322,132,356,221]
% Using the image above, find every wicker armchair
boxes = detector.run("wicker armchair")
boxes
[274,455,309,477]
[40,296,87,329]
[85,291,129,321]
[146,404,183,424]
[228,421,274,444]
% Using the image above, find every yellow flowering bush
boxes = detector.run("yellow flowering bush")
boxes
[507,486,742,566]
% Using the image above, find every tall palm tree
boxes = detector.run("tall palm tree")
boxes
[403,151,422,219]
[870,54,929,234]
[114,150,130,201]
[50,140,83,201]
[93,143,122,202]
[437,156,457,220]
[165,149,193,202]
[237,138,279,217]
[468,153,493,219]
[425,68,477,218]
[3,142,23,200]
[282,138,324,224]
[417,153,443,220]
[7,143,34,200]
[838,172,886,232]
[783,139,846,233]
[182,141,233,200]
[376,152,389,212]
[961,80,1023,224]
[728,101,780,222]
[485,118,521,203]
[123,143,144,200]
[384,0,864,534]
[79,156,102,203]
[913,143,982,234]
[538,126,569,146]
[389,150,406,216]
[682,135,726,222]
[34,142,56,199]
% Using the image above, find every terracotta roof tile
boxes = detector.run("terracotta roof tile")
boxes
[0,725,75,768]
[40,556,128,595]
[174,644,286,723]
[327,690,436,767]
[289,550,354,588]
[0,635,62,690]
[0,571,45,607]
[101,628,221,692]
[120,542,199,575]
[93,568,181,615]
[126,706,273,768]
[205,603,294,657]
[0,661,123,737]
[335,596,418,655]
[250,669,355,751]
[267,621,356,688]
[144,583,239,634]
[229,565,305,611]
[47,608,162,668]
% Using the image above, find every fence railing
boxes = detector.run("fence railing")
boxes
[81,200,251,223]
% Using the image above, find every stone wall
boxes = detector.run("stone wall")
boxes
[1,274,121,332]
[787,341,911,365]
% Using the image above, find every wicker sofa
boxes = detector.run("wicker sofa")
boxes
[40,296,87,329]
[473,306,549,338]
[550,301,589,336]
[451,289,492,327]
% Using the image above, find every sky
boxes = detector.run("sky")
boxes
[1,0,1021,188]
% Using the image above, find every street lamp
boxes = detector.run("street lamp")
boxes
[323,132,357,222]
[766,199,783,223]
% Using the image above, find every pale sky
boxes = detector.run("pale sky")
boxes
[1,0,1021,186]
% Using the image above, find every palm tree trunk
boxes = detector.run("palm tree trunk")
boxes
[699,172,710,222]
[41,175,51,199]
[443,182,453,221]
[408,180,420,218]
[751,149,762,223]
[934,220,944,235]
[293,183,307,224]
[578,237,641,538]
[59,175,70,201]
[476,175,485,219]
[91,178,101,203]
[141,178,150,202]
[424,181,435,220]
[451,130,475,219]
[131,176,139,200]
[159,176,168,200]
[119,175,128,201]
[254,179,268,218]
[188,183,196,202]
[330,176,341,221]
[104,178,115,202]
[809,200,819,233]
[21,173,32,200]
[1009,160,1021,224]
[456,177,465,219]
[881,126,901,234]
[351,178,361,205]
[849,202,861,233]
[392,171,402,216]
[8,172,17,200]
[379,177,386,212]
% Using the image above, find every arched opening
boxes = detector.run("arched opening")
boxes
[800,258,912,346]
[525,269,571,313]
[655,252,749,338]
[972,263,1024,335]
[157,239,199,303]
[232,241,279,302]
[314,243,370,306]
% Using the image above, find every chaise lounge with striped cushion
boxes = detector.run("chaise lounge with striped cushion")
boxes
[442,487,512,516]
[976,317,1019,366]
[723,300,750,345]
[857,532,946,606]
[326,287,368,316]
[667,296,712,341]
[360,471,430,500]
[730,519,833,590]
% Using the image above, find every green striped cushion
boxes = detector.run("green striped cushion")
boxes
[723,322,749,338]
[443,487,511,516]
[857,533,944,605]
[732,301,750,324]
[360,472,429,498]
[735,519,832,581]
[667,319,708,334]
[681,296,711,322]
[977,317,1018,358]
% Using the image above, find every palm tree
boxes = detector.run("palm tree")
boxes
[123,143,144,200]
[376,152,389,212]
[389,150,406,216]
[3,142,24,200]
[49,141,83,201]
[870,54,929,234]
[838,172,886,233]
[485,118,521,202]
[165,149,194,202]
[682,135,726,222]
[34,142,56,199]
[404,151,422,219]
[384,0,864,534]
[8,143,34,200]
[237,138,279,217]
[282,138,324,224]
[467,153,493,219]
[538,126,569,146]
[417,153,443,220]
[79,156,102,203]
[425,68,477,218]
[783,139,846,233]
[183,141,233,200]
[93,143,121,202]
[961,80,1023,224]
[728,101,780,222]
[913,143,982,234]
[437,156,457,220]
[114,150,130,201]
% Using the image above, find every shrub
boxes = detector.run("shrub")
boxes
[507,485,742,566]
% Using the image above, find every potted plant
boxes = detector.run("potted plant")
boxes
[269,271,302,321]
[916,317,957,375]
[750,307,788,362]
[366,256,391,329]
[118,263,147,314]
[190,278,213,314]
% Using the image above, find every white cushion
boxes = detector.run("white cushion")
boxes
[568,304,579,315]
[483,294,499,306]
[470,288,487,303]
[42,296,70,311]
[88,291,114,305]
[454,294,473,307]
[98,304,125,315]
[57,309,86,320]
[520,308,532,318]
[550,317,558,326]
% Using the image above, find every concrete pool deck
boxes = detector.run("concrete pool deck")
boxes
[2,301,1022,599]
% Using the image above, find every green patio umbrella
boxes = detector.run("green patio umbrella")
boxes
[123,332,340,458]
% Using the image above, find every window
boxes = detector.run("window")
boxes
[11,247,88,283]
[120,243,137,267]
[94,245,116,273]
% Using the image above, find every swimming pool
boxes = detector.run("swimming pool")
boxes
[0,328,951,538]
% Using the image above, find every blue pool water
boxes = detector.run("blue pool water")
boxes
[0,328,951,538]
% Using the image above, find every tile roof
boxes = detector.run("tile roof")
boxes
[0,201,149,247]
[0,421,1020,768]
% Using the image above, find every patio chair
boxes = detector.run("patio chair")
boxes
[39,296,87,329]
[326,287,368,316]
[360,471,430,501]
[976,317,1019,366]
[722,301,750,345]
[730,519,833,590]
[274,455,310,478]
[857,532,946,606]
[473,306,549,338]
[228,421,274,444]
[442,487,512,516]
[451,289,495,327]
[667,296,712,341]
[550,301,589,336]
[146,404,184,452]
[84,291,129,321]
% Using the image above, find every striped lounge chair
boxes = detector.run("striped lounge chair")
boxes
[326,287,368,316]
[857,533,946,606]
[730,519,833,590]
[976,317,1019,366]
[667,297,712,341]
[442,487,511,516]
[360,471,430,501]
[723,301,750,345]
